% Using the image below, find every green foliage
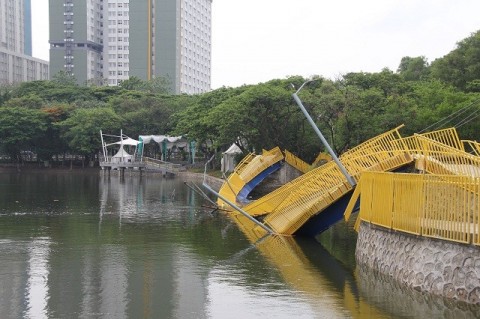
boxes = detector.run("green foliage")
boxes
[119,76,144,90]
[397,56,430,81]
[209,84,296,151]
[0,107,47,160]
[0,30,479,165]
[0,82,15,106]
[174,86,249,147]
[430,30,480,91]
[119,76,172,94]
[36,104,72,161]
[58,107,122,156]
[51,70,78,87]
[3,95,44,109]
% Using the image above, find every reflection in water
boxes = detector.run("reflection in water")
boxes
[173,248,208,319]
[0,171,479,318]
[227,213,378,319]
[227,213,480,319]
[100,246,128,318]
[26,238,51,319]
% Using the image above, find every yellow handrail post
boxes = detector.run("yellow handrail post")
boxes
[344,180,361,222]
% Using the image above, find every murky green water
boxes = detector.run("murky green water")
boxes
[0,171,478,319]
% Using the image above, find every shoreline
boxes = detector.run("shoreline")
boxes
[0,166,225,190]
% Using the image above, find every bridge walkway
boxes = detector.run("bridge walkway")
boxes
[243,126,413,235]
[142,157,184,174]
[242,127,474,236]
[217,147,284,207]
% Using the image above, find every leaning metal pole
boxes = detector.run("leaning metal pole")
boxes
[201,155,275,234]
[292,81,356,187]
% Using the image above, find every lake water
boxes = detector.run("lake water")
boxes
[0,170,478,319]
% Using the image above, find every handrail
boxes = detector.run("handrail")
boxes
[237,147,284,182]
[413,135,480,177]
[217,147,284,208]
[246,127,413,234]
[143,157,183,172]
[284,150,311,173]
[462,140,480,156]
[352,171,480,245]
[234,152,255,175]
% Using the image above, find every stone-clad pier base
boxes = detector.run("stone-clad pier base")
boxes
[356,222,480,305]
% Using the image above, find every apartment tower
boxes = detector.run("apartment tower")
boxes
[0,0,49,84]
[49,0,104,85]
[51,0,212,94]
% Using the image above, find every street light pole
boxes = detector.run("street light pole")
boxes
[292,80,356,187]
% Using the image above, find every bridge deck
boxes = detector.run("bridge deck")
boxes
[218,126,477,236]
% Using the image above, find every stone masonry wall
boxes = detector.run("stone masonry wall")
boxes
[356,222,480,305]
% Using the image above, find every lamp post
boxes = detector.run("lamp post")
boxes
[292,80,356,187]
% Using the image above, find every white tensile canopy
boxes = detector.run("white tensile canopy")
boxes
[139,135,187,149]
[221,143,242,173]
[111,146,133,163]
[106,137,140,147]
[138,135,188,161]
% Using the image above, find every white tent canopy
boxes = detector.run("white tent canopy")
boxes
[111,146,133,163]
[100,130,140,163]
[140,135,184,144]
[139,135,188,150]
[223,143,242,155]
[106,137,140,147]
[222,143,243,173]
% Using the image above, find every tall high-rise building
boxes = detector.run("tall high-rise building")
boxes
[0,0,49,84]
[49,0,104,86]
[50,0,212,94]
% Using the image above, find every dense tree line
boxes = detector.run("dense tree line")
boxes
[0,31,479,166]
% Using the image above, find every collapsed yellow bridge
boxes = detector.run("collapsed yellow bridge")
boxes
[217,126,479,236]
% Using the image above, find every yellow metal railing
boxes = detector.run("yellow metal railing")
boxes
[245,126,414,234]
[393,127,464,153]
[234,152,255,175]
[414,135,480,177]
[217,147,284,208]
[284,150,311,173]
[223,126,477,236]
[420,127,464,151]
[237,147,284,183]
[352,172,480,245]
[463,140,480,157]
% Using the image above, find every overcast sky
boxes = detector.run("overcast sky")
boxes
[32,0,480,89]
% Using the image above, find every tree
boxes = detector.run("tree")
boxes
[36,104,72,162]
[119,75,172,94]
[397,56,430,81]
[58,107,122,166]
[51,71,78,87]
[119,76,145,90]
[430,30,480,91]
[3,95,44,109]
[208,83,301,153]
[173,86,249,148]
[143,76,172,94]
[0,107,47,163]
[0,82,15,106]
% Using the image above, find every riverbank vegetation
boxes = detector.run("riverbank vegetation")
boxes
[0,31,479,166]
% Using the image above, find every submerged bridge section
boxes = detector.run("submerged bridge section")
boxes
[217,147,328,208]
[244,126,413,235]
[217,126,477,237]
[217,147,284,207]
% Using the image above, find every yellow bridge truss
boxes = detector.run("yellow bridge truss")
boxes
[218,126,478,236]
